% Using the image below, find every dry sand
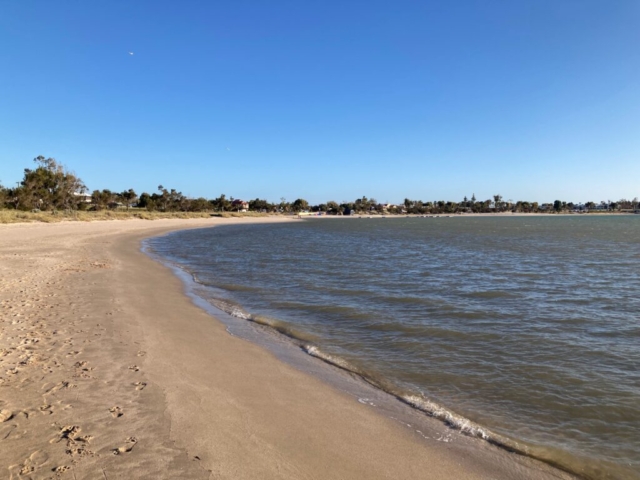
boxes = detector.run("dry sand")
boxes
[0,218,577,479]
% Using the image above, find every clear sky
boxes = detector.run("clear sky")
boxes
[1,1,638,204]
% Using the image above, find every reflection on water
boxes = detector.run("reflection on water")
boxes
[148,216,640,480]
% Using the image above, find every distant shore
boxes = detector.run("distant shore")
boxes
[0,208,636,224]
[1,218,578,479]
[303,211,637,217]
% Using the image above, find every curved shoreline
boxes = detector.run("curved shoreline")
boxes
[144,229,596,480]
[0,218,579,479]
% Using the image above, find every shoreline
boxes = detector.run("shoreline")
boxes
[146,223,604,480]
[0,219,577,479]
[143,233,540,460]
[0,210,636,225]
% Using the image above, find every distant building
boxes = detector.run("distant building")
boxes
[231,199,249,212]
[73,192,92,203]
[377,203,395,212]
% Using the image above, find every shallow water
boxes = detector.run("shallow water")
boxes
[148,216,640,479]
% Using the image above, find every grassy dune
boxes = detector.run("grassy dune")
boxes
[0,209,272,224]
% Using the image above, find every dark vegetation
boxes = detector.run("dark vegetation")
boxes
[1,156,638,216]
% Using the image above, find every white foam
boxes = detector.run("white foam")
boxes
[229,307,251,320]
[304,346,498,444]
[402,394,491,440]
[303,345,354,371]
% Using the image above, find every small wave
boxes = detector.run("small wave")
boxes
[216,283,261,293]
[207,298,252,320]
[301,346,530,462]
[378,295,440,306]
[401,395,492,439]
[465,290,518,299]
[514,272,543,279]
[303,345,359,372]
[229,307,251,320]
[206,298,318,343]
[399,395,541,460]
[273,301,371,320]
[250,315,317,343]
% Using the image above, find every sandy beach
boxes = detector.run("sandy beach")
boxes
[0,218,577,479]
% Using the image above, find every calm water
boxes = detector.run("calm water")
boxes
[148,216,640,479]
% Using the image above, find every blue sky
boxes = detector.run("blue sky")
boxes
[0,1,638,204]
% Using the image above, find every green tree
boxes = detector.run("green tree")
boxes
[211,194,231,212]
[120,189,138,210]
[493,194,503,212]
[520,201,533,213]
[137,192,155,210]
[155,185,186,211]
[19,156,86,211]
[291,198,309,213]
[188,197,210,212]
[326,201,340,214]
[4,186,23,210]
[91,189,113,210]
[0,182,6,209]
[278,197,290,213]
[249,198,272,212]
[157,185,170,211]
[171,189,187,211]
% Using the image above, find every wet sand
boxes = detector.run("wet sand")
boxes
[0,218,576,479]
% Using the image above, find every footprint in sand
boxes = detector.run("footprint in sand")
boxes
[51,425,94,458]
[19,465,34,475]
[66,440,94,458]
[39,405,53,415]
[17,410,31,420]
[19,450,49,475]
[50,425,81,444]
[113,437,137,455]
[109,406,123,418]
[133,381,147,391]
[73,360,94,379]
[137,351,146,357]
[128,365,140,372]
[43,380,77,395]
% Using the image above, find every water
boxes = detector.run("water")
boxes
[147,216,640,479]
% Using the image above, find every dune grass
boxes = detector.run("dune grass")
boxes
[0,209,272,224]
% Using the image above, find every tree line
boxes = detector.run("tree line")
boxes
[1,156,639,215]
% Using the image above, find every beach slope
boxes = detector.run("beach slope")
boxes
[0,219,575,479]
